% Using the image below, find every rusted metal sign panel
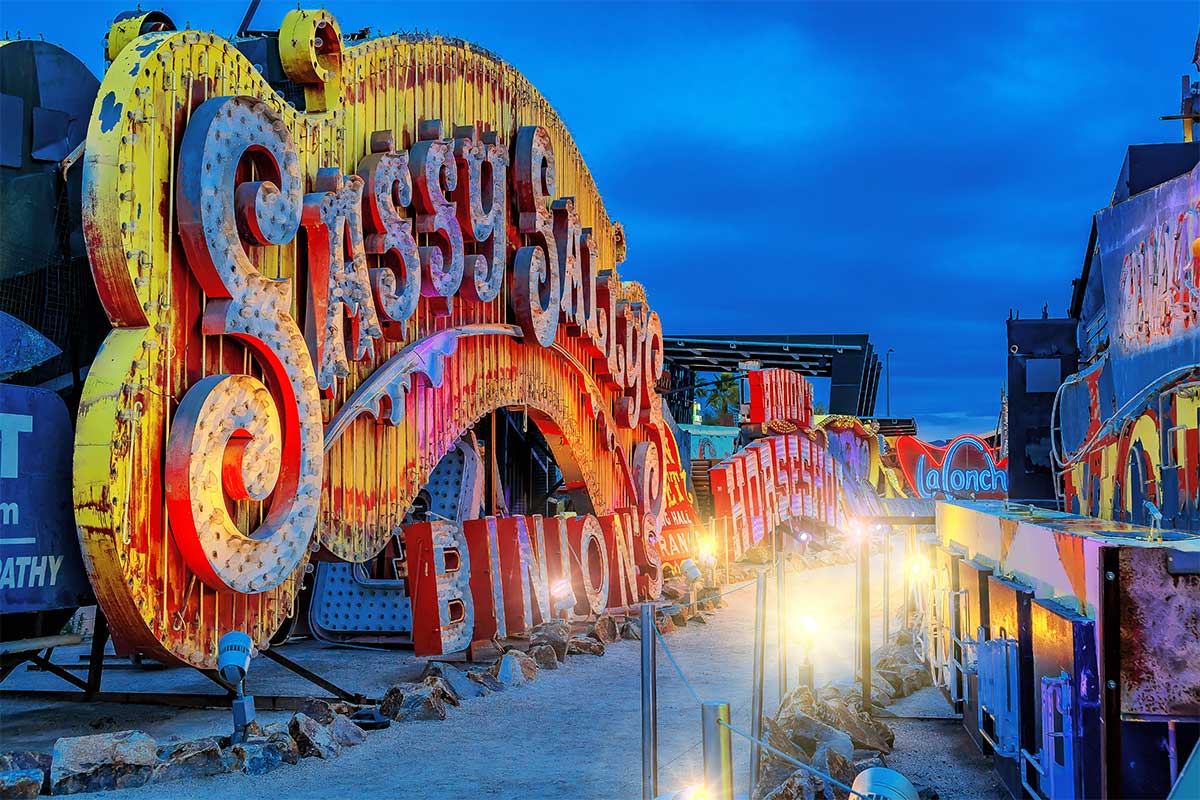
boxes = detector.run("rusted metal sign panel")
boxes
[745,369,813,428]
[658,419,699,563]
[1057,162,1199,532]
[74,11,672,668]
[0,384,92,613]
[1117,546,1200,718]
[1091,163,1198,403]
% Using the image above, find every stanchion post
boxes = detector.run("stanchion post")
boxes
[701,701,734,800]
[859,530,872,711]
[776,547,788,704]
[640,603,658,800]
[749,570,766,798]
[902,525,911,629]
[883,524,891,644]
[722,516,730,587]
[853,537,861,680]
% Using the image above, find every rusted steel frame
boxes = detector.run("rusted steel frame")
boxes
[22,653,91,692]
[258,647,374,705]
[0,688,359,712]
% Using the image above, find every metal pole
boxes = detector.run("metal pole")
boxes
[1168,720,1179,787]
[701,701,734,800]
[853,539,861,679]
[903,525,911,629]
[886,348,894,417]
[859,530,872,711]
[640,603,658,800]
[723,516,730,587]
[883,525,890,644]
[749,571,766,799]
[776,548,788,704]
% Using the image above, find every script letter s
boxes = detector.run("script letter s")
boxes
[170,96,323,594]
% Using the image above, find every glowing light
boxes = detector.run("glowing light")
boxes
[799,614,818,635]
[697,535,717,565]
[908,557,928,579]
[799,531,811,543]
[551,578,572,600]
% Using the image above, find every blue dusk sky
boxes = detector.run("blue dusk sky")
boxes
[3,1,1196,439]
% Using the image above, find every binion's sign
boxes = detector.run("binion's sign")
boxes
[895,435,1008,500]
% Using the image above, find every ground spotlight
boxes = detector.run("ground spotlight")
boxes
[218,631,256,744]
[552,578,576,615]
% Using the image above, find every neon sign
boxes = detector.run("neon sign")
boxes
[746,369,814,427]
[72,11,672,668]
[895,435,1008,500]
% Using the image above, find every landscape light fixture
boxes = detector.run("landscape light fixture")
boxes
[551,578,576,616]
[793,614,819,691]
[217,630,256,745]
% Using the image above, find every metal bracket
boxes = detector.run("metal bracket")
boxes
[978,635,1021,759]
[258,646,374,705]
[1166,550,1200,576]
[1021,671,1075,800]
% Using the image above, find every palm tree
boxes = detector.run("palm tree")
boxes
[700,372,740,425]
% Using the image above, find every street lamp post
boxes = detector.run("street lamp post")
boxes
[885,348,895,417]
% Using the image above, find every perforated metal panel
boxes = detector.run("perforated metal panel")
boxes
[308,563,412,638]
[308,438,482,644]
[425,438,484,521]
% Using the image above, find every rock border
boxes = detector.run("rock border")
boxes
[3,582,729,797]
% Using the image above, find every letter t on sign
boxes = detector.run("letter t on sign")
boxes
[0,413,32,478]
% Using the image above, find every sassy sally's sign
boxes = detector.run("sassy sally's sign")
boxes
[74,10,673,668]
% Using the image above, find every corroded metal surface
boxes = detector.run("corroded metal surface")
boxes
[74,13,669,668]
[1118,546,1200,718]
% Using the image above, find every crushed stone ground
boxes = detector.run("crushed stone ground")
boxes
[2,549,1001,799]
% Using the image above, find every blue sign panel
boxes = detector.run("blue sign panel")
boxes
[0,383,92,613]
[679,424,739,461]
[1093,163,1199,406]
[1059,162,1200,454]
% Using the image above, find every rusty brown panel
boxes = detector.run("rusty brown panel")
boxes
[1118,546,1200,717]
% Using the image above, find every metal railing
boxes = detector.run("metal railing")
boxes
[640,572,874,800]
[977,630,1020,759]
[1020,671,1075,800]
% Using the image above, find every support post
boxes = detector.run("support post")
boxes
[776,548,788,704]
[86,611,110,697]
[749,570,766,798]
[702,701,734,800]
[640,603,658,800]
[258,647,369,704]
[902,525,911,629]
[859,529,872,711]
[882,525,891,644]
[723,516,730,587]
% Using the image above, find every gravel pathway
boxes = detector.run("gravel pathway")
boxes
[883,688,1007,799]
[2,551,1002,799]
